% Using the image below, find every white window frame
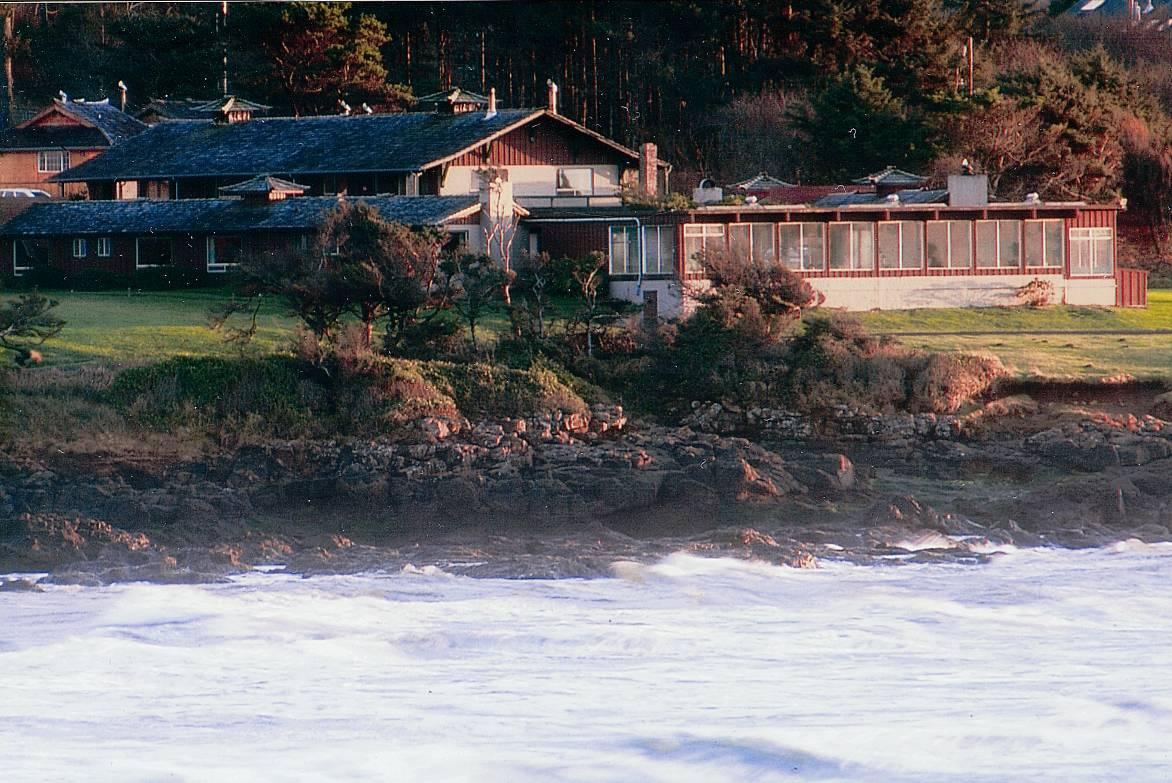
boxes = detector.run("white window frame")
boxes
[642,225,675,276]
[926,220,972,269]
[71,238,87,258]
[206,235,243,273]
[37,149,69,173]
[97,237,112,257]
[778,222,825,271]
[729,222,777,266]
[827,221,874,271]
[682,223,725,274]
[1069,227,1114,277]
[556,167,595,196]
[1023,219,1064,269]
[609,224,640,275]
[975,219,1023,269]
[877,220,924,271]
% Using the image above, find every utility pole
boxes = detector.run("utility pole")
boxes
[967,36,974,98]
[220,1,229,97]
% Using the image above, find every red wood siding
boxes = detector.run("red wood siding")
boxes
[1116,268,1148,307]
[537,223,610,259]
[448,120,632,168]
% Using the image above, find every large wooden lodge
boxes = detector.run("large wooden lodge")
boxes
[0,86,1140,312]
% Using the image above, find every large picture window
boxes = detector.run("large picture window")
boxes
[683,224,725,273]
[828,222,874,271]
[1024,219,1064,268]
[729,223,776,265]
[975,220,1022,269]
[37,150,69,173]
[557,167,594,196]
[778,223,825,271]
[609,225,640,275]
[878,221,924,270]
[136,236,173,269]
[207,235,243,273]
[13,239,49,275]
[926,221,972,269]
[642,225,675,275]
[1069,227,1113,276]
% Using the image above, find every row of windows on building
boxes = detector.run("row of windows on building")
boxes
[609,220,1115,277]
[63,235,244,271]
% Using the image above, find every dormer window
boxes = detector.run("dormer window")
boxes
[38,150,70,173]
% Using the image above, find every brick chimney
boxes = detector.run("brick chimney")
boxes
[639,142,658,199]
[546,80,558,115]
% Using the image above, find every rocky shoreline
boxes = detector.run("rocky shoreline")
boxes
[4,399,1172,585]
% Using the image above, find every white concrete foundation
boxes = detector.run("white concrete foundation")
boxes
[610,274,1116,317]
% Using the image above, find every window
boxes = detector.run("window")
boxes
[926,221,972,269]
[828,222,874,270]
[97,237,112,257]
[37,150,69,173]
[729,223,776,265]
[13,239,49,275]
[557,167,594,196]
[878,221,924,270]
[682,224,725,273]
[609,225,640,275]
[206,235,243,273]
[1069,227,1113,276]
[643,225,675,275]
[1024,219,1064,268]
[136,236,173,268]
[443,230,470,254]
[778,223,825,271]
[975,220,1022,269]
[71,238,87,258]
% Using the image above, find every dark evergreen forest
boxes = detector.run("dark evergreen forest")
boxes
[4,1,1172,256]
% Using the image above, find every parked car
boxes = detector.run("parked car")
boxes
[0,188,52,198]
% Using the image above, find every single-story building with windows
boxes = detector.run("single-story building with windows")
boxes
[0,173,527,282]
[529,174,1128,315]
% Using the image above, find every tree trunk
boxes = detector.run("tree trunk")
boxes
[4,9,15,127]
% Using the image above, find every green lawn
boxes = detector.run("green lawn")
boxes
[852,290,1172,379]
[34,289,299,366]
[19,287,1172,380]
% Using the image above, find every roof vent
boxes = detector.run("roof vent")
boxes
[1024,192,1041,205]
[885,193,900,204]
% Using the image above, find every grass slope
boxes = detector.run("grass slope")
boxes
[13,287,1172,380]
[852,290,1172,379]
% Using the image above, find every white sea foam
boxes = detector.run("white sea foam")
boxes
[3,545,1171,782]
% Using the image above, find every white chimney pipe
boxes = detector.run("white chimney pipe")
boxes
[486,87,497,118]
[546,79,558,115]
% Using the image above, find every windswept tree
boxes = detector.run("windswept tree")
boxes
[442,253,512,352]
[0,290,64,366]
[317,201,444,348]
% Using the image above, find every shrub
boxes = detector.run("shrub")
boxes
[419,360,587,418]
[107,356,310,430]
[908,352,1007,413]
[1015,278,1054,307]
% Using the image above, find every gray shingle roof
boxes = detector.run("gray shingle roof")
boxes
[138,96,272,121]
[53,99,147,145]
[814,188,948,207]
[851,166,927,186]
[730,172,794,190]
[55,109,544,182]
[218,175,309,196]
[0,195,478,237]
[0,126,108,150]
